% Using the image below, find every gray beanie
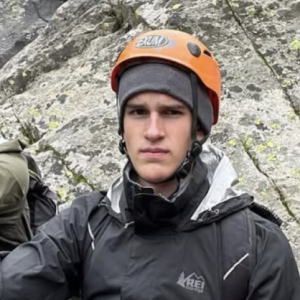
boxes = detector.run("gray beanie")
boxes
[117,63,213,134]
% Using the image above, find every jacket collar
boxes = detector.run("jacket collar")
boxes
[121,157,209,232]
[106,144,247,229]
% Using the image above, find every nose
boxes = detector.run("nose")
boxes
[144,113,165,141]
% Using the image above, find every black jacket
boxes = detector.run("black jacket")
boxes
[0,145,299,300]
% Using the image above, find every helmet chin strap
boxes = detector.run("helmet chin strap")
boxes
[118,72,209,185]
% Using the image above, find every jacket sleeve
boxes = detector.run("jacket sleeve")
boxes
[246,215,300,300]
[0,194,97,300]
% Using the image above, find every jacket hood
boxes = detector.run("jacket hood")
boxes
[107,144,247,223]
[191,144,245,219]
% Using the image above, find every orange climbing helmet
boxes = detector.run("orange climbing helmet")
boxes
[111,29,221,125]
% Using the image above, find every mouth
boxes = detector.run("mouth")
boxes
[140,147,169,158]
[141,147,169,153]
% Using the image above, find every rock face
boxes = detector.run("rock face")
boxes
[0,0,66,69]
[0,0,299,268]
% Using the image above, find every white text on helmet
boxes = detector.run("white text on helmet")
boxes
[135,35,169,48]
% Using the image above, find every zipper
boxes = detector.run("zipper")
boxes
[251,202,282,226]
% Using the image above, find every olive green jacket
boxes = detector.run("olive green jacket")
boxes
[0,139,32,251]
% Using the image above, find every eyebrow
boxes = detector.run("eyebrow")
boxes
[158,103,187,110]
[125,103,146,110]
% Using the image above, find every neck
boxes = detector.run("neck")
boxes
[137,177,178,198]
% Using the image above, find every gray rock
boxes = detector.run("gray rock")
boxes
[0,0,65,69]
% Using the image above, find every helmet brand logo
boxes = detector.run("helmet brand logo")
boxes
[135,35,169,48]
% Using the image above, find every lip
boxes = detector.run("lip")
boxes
[140,147,169,158]
[141,147,169,154]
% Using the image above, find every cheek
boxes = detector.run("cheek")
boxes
[123,131,132,147]
[123,119,132,141]
[170,124,191,155]
[177,122,191,140]
[123,124,139,151]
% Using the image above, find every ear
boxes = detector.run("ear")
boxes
[122,132,126,142]
[196,129,204,142]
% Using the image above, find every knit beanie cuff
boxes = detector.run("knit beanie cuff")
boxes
[117,63,213,134]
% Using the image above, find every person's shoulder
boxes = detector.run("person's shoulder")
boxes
[59,191,106,220]
[72,191,105,206]
[249,204,283,234]
[225,200,289,248]
[247,206,295,257]
[63,191,105,213]
[40,192,107,235]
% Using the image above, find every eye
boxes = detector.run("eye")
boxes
[130,108,147,115]
[164,109,182,115]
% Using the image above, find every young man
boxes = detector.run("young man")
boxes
[0,138,32,251]
[1,30,299,299]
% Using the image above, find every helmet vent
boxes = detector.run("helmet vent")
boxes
[187,42,201,57]
[204,50,212,57]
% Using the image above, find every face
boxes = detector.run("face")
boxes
[123,92,200,185]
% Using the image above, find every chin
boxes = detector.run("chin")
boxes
[138,166,175,184]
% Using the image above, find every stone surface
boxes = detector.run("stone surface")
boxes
[0,0,65,69]
[0,0,299,268]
